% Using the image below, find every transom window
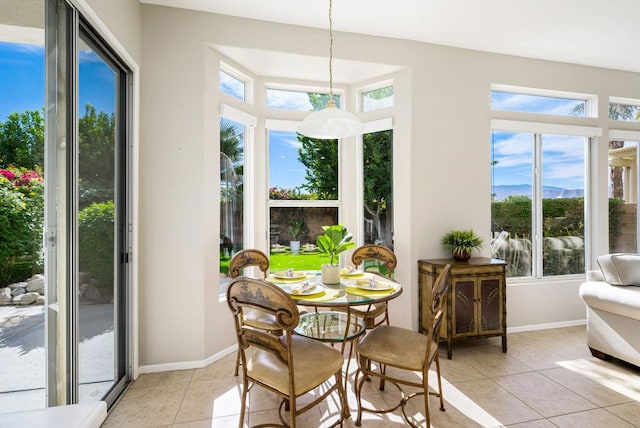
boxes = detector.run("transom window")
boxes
[491,85,595,117]
[361,85,394,112]
[220,67,247,101]
[266,87,341,111]
[609,97,640,122]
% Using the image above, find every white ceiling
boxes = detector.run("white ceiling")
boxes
[141,0,640,80]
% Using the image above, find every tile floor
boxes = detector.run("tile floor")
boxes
[102,326,640,427]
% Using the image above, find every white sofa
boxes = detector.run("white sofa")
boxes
[579,254,640,367]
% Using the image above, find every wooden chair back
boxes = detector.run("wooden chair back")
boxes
[351,244,397,278]
[228,249,269,279]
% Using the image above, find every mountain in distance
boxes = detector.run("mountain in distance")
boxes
[492,184,584,201]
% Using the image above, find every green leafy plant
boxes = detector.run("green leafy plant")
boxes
[287,218,308,241]
[315,224,355,265]
[440,229,483,261]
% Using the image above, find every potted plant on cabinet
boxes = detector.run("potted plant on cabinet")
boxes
[287,219,307,253]
[316,224,355,284]
[440,229,483,261]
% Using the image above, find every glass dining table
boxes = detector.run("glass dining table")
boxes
[265,270,403,388]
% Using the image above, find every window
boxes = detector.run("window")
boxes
[608,131,640,253]
[219,102,256,292]
[491,125,589,278]
[267,124,340,270]
[220,68,246,101]
[362,129,393,248]
[268,130,338,200]
[266,87,341,111]
[361,86,393,112]
[491,85,594,117]
[609,97,640,122]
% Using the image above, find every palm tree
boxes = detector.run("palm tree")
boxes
[220,119,244,253]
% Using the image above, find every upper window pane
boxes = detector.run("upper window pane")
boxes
[361,86,393,112]
[268,130,338,200]
[491,91,586,117]
[219,69,245,101]
[609,101,640,122]
[266,89,340,111]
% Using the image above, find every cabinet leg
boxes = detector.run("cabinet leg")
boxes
[502,334,507,353]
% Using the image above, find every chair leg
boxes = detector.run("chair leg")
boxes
[239,376,249,428]
[234,349,241,376]
[423,371,431,428]
[435,354,445,411]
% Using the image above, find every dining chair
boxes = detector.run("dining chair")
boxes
[343,244,398,329]
[228,249,276,376]
[227,276,349,428]
[353,264,451,428]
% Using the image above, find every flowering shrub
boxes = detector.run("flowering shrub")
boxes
[269,186,314,200]
[0,167,44,285]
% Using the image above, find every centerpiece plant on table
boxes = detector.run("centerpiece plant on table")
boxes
[316,224,355,284]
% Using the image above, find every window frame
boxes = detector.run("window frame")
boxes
[491,84,598,118]
[490,119,601,282]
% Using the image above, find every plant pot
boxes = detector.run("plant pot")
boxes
[321,264,341,284]
[453,250,471,262]
[290,241,300,253]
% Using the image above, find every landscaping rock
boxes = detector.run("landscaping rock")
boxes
[35,295,45,305]
[0,287,11,305]
[26,274,45,294]
[11,286,25,297]
[8,281,27,290]
[12,292,39,305]
[83,284,102,303]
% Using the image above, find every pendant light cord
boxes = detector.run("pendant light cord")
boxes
[328,0,334,99]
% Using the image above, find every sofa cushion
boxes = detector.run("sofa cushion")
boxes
[579,280,640,321]
[597,253,640,286]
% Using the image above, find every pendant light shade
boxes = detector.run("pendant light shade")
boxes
[298,99,364,139]
[297,0,363,140]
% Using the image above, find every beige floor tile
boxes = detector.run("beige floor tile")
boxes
[549,408,636,427]
[494,372,597,417]
[174,378,242,423]
[102,327,640,428]
[192,354,236,382]
[102,382,189,427]
[540,366,633,407]
[506,419,557,428]
[605,402,640,427]
[130,369,195,390]
[452,378,542,425]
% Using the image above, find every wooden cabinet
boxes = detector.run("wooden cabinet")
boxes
[418,258,507,358]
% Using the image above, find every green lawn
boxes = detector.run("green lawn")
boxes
[220,250,390,276]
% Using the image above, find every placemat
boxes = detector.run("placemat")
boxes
[290,288,340,302]
[266,274,315,284]
[344,285,398,297]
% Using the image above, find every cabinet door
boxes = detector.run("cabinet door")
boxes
[451,279,476,336]
[478,276,503,334]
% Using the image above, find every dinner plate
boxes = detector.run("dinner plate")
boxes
[355,279,394,291]
[287,283,325,296]
[273,270,307,280]
[341,269,364,277]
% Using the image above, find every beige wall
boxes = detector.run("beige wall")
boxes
[85,0,142,63]
[137,5,640,368]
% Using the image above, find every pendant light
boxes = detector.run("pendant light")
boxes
[297,0,364,139]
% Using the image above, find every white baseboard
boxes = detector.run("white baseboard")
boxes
[137,345,237,374]
[507,319,586,334]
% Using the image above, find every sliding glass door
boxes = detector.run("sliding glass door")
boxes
[0,0,131,414]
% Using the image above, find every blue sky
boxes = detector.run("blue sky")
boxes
[0,41,115,123]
